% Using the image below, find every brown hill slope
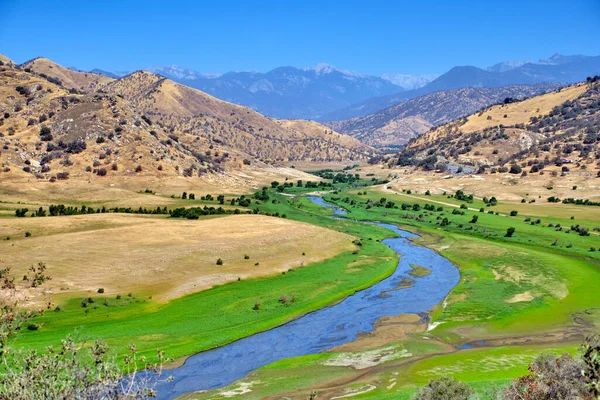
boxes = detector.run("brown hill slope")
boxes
[100,71,374,162]
[20,57,115,92]
[394,81,599,177]
[0,62,262,181]
[326,84,562,150]
[0,58,374,184]
[0,54,15,67]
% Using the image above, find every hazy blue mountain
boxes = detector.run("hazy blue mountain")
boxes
[380,73,439,89]
[147,65,221,80]
[487,60,528,73]
[89,69,120,79]
[321,53,600,121]
[145,63,404,119]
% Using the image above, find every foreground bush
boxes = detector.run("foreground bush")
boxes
[413,336,600,400]
[505,336,600,399]
[0,266,164,399]
[1,338,163,399]
[414,376,474,400]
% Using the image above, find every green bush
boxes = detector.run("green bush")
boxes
[414,377,474,400]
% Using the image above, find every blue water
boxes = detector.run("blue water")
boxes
[153,196,460,399]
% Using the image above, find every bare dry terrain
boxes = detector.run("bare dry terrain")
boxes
[0,213,355,302]
[0,55,373,189]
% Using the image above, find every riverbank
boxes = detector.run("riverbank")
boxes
[14,189,399,373]
[184,187,600,399]
[151,196,459,398]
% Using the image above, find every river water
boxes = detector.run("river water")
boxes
[153,196,460,399]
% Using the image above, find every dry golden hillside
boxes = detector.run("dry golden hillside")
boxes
[459,84,587,133]
[327,84,561,150]
[100,71,374,162]
[0,62,250,181]
[398,81,600,179]
[410,84,588,149]
[1,58,374,185]
[20,57,114,92]
[277,119,367,149]
[0,54,15,67]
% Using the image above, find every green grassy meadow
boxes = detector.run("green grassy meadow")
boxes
[182,184,600,398]
[16,191,399,364]
[10,177,600,398]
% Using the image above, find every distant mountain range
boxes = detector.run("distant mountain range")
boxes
[85,53,600,122]
[321,53,600,121]
[380,73,439,90]
[132,63,404,120]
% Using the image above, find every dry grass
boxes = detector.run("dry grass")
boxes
[460,84,587,133]
[0,167,322,208]
[21,57,114,91]
[276,119,369,149]
[0,214,355,302]
[381,168,600,202]
[0,53,15,66]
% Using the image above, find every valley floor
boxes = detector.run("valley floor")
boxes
[3,166,600,399]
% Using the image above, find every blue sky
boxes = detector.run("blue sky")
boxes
[0,0,599,75]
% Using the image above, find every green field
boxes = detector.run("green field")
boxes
[182,185,600,399]
[11,179,600,398]
[16,191,399,364]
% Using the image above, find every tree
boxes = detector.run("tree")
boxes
[216,258,223,265]
[39,126,52,141]
[470,215,478,223]
[181,192,187,199]
[506,227,516,237]
[509,164,522,174]
[15,208,29,217]
[414,377,474,400]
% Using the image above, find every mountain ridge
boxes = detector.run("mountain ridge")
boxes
[391,79,599,176]
[134,63,404,120]
[325,83,562,149]
[0,55,374,185]
[320,53,600,121]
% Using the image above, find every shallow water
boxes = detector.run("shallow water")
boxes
[153,196,459,399]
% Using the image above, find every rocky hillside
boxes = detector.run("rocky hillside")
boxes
[326,84,561,150]
[392,80,600,178]
[21,58,114,92]
[100,71,373,162]
[0,56,374,183]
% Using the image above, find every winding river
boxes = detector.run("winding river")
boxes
[153,196,460,399]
